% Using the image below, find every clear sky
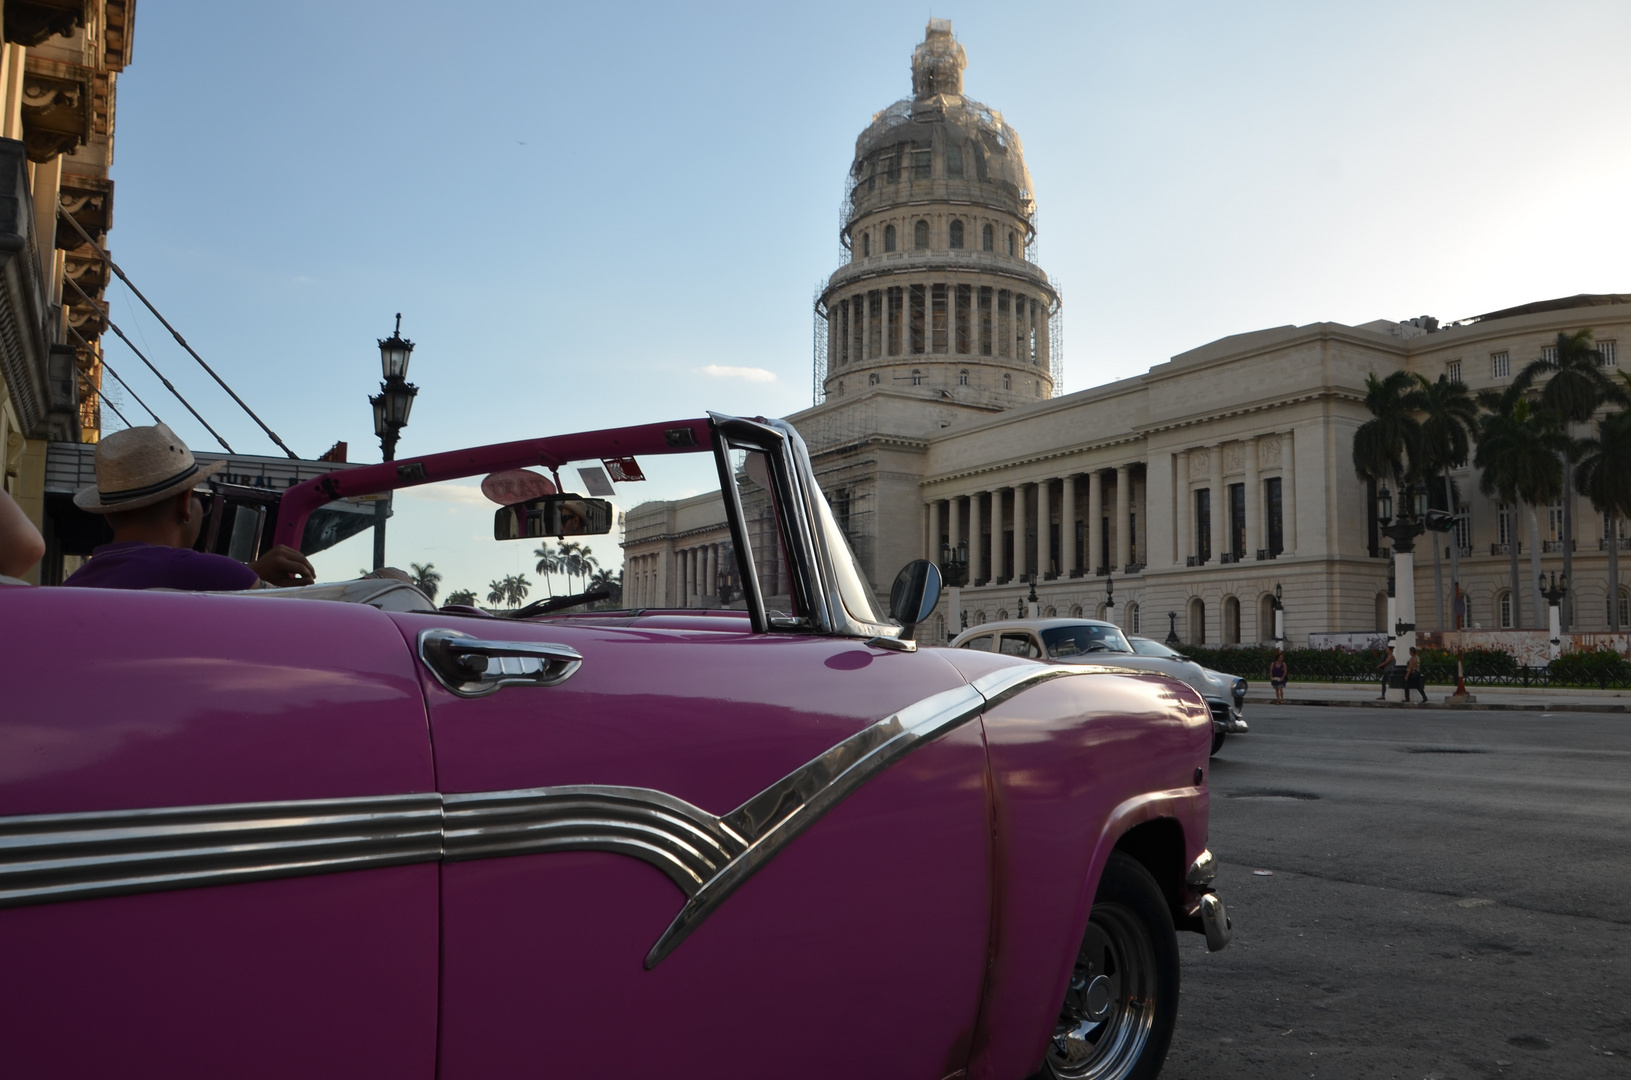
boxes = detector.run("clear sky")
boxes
[94,1,1631,594]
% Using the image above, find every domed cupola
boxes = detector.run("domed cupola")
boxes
[817,20,1060,411]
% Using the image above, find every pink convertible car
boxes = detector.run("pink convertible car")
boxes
[0,414,1229,1080]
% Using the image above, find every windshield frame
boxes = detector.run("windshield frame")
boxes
[1040,623,1133,659]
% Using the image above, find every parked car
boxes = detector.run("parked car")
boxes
[951,619,1249,754]
[1,414,1230,1080]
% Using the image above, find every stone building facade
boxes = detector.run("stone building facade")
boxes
[0,1,134,583]
[624,22,1631,645]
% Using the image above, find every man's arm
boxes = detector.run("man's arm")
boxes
[0,489,45,579]
[250,544,316,588]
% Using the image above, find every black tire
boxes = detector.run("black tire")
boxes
[1210,729,1226,756]
[1036,851,1180,1080]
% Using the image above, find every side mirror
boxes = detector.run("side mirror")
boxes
[888,559,942,641]
[494,494,615,540]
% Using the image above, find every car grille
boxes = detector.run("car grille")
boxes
[1207,700,1232,728]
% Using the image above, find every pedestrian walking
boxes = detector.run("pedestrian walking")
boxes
[1269,650,1288,705]
[1405,646,1428,704]
[1375,645,1397,699]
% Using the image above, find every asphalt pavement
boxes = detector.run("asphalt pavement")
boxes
[1162,705,1631,1080]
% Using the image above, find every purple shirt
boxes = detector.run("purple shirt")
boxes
[64,542,260,592]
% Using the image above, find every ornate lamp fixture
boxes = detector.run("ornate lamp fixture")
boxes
[369,313,418,570]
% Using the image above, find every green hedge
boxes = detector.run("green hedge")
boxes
[1172,643,1626,688]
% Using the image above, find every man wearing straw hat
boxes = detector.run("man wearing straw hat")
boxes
[63,423,315,591]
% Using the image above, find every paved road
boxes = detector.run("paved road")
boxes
[1162,706,1631,1080]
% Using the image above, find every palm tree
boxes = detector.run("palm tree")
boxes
[1514,329,1624,627]
[1410,374,1478,628]
[409,562,441,602]
[588,566,621,606]
[1575,408,1631,630]
[1352,371,1423,493]
[487,579,508,608]
[534,543,561,596]
[503,573,531,608]
[557,541,592,591]
[445,588,478,607]
[1475,386,1568,626]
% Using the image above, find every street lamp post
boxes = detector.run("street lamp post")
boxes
[940,539,968,640]
[369,314,417,571]
[1104,572,1115,625]
[1376,482,1454,700]
[1026,574,1040,619]
[1541,571,1569,662]
[1165,610,1180,646]
[1272,582,1284,649]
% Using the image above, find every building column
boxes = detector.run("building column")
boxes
[862,291,873,361]
[1088,470,1104,574]
[1209,444,1224,564]
[1283,430,1298,552]
[1038,479,1052,578]
[1244,438,1261,559]
[707,545,718,598]
[1009,483,1025,581]
[995,489,1010,581]
[970,492,984,585]
[1061,473,1077,573]
[927,500,942,561]
[1115,465,1131,571]
[948,283,958,356]
[1176,452,1191,566]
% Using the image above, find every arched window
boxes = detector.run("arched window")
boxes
[884,224,897,252]
[1188,597,1207,644]
[946,142,964,178]
[1034,381,1041,397]
[1069,604,1083,618]
[914,219,930,249]
[868,372,880,386]
[996,609,1009,622]
[974,610,986,625]
[958,369,969,386]
[862,232,870,257]
[949,220,964,249]
[982,224,994,251]
[1003,373,1011,390]
[910,369,924,386]
[1609,589,1630,628]
[1497,590,1513,629]
[1222,596,1240,644]
[1095,603,1108,621]
[1044,605,1057,618]
[1260,594,1277,642]
[1128,602,1142,635]
[1007,231,1016,256]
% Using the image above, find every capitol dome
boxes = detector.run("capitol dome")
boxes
[848,20,1035,228]
[817,20,1059,410]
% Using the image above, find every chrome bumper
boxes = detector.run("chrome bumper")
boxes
[1206,700,1250,734]
[1185,849,1232,952]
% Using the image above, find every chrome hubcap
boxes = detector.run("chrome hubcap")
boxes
[1046,905,1157,1079]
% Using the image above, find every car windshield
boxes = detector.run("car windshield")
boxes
[1130,637,1182,658]
[1040,624,1132,659]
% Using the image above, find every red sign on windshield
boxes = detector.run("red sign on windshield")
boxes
[603,457,645,482]
[480,469,557,506]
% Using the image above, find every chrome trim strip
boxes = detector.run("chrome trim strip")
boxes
[442,786,746,895]
[0,665,1075,969]
[0,794,443,909]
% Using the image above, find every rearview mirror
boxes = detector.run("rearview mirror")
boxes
[888,559,942,641]
[494,494,614,540]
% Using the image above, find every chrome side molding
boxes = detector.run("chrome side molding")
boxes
[0,664,1078,967]
[0,794,443,909]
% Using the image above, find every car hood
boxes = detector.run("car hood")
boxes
[1063,653,1227,698]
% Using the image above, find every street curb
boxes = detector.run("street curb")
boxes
[1246,695,1631,713]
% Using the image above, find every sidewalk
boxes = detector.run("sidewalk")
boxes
[1245,680,1631,712]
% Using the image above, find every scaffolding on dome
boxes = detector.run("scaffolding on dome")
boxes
[812,279,829,406]
[1049,280,1064,396]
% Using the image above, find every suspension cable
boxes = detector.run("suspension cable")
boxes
[63,275,236,453]
[57,205,298,458]
[68,326,163,425]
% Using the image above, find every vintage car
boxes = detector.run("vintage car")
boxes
[950,619,1249,755]
[0,414,1230,1080]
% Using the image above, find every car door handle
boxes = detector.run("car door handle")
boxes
[418,628,583,697]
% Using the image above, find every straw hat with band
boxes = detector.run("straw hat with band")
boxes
[74,423,225,515]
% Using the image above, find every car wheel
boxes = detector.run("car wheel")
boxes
[1037,851,1180,1080]
[1210,729,1226,756]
